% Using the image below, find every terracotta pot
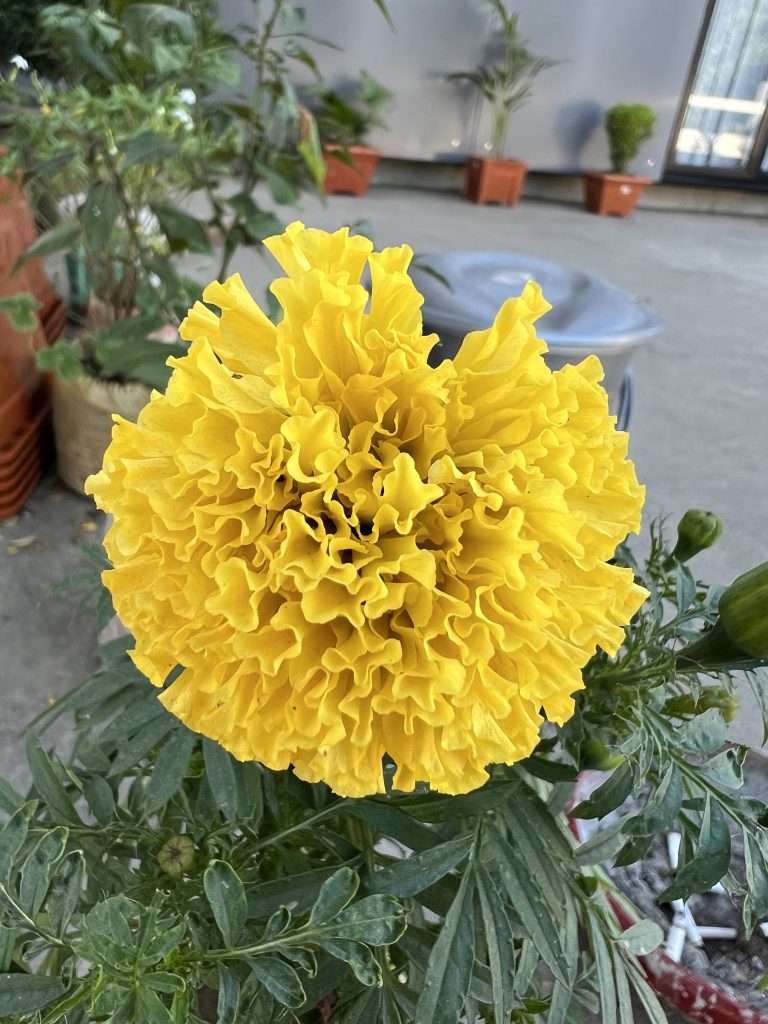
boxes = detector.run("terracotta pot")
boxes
[323,146,380,196]
[583,172,652,217]
[0,384,52,519]
[465,157,528,206]
[52,374,150,494]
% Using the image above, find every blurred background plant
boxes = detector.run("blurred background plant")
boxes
[448,0,557,159]
[605,103,656,175]
[0,0,352,389]
[308,70,393,150]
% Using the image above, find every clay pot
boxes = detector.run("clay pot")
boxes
[52,375,150,494]
[583,172,652,217]
[323,146,380,196]
[0,384,52,519]
[465,157,528,206]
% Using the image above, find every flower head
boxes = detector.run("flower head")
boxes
[87,222,647,797]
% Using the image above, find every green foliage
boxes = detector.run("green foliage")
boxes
[0,294,40,334]
[309,71,393,149]
[447,0,557,158]
[1,518,768,1022]
[605,103,656,174]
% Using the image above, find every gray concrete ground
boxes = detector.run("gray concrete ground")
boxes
[2,187,767,791]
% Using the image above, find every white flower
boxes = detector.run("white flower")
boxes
[172,108,194,129]
[10,55,29,72]
[178,88,196,106]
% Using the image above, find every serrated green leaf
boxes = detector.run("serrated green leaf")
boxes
[250,955,307,1006]
[204,860,247,947]
[19,826,68,917]
[571,763,633,820]
[0,975,66,1015]
[413,866,475,1024]
[626,762,682,836]
[661,795,731,901]
[678,708,727,754]
[309,866,359,925]
[26,736,80,824]
[616,919,664,955]
[368,835,472,898]
[144,727,197,812]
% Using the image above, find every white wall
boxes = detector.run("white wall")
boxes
[220,0,708,180]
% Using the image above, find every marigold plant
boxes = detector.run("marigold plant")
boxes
[86,222,646,797]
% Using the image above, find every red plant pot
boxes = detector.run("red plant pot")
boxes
[465,157,528,206]
[583,172,652,217]
[323,146,380,196]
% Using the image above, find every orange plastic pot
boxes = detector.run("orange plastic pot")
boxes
[465,157,528,206]
[323,146,380,196]
[583,172,652,217]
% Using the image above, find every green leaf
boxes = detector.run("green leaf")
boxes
[150,202,211,254]
[476,866,515,1022]
[26,736,81,824]
[344,799,438,853]
[19,827,68,917]
[123,132,178,168]
[489,832,569,985]
[247,865,348,919]
[136,986,174,1024]
[575,818,628,866]
[260,166,300,206]
[0,802,35,879]
[414,867,475,1024]
[202,739,238,822]
[0,294,40,333]
[298,117,326,187]
[309,866,359,925]
[122,3,195,42]
[250,956,306,1007]
[678,708,727,754]
[661,795,731,901]
[699,746,747,789]
[83,775,116,826]
[109,715,177,777]
[46,851,85,936]
[399,780,516,823]
[616,919,664,955]
[36,340,85,381]
[744,829,768,923]
[626,762,682,836]
[80,182,120,248]
[204,860,247,947]
[316,937,378,986]
[586,916,617,1024]
[143,727,197,812]
[368,835,472,898]
[217,965,240,1024]
[328,894,405,945]
[0,777,25,815]
[571,763,633,820]
[0,975,67,1015]
[14,223,82,270]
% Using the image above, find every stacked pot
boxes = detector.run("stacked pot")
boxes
[0,173,65,519]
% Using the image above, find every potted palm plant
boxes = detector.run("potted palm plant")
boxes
[584,103,656,217]
[310,71,393,196]
[449,0,556,206]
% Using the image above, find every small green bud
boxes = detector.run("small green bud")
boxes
[158,835,196,877]
[671,509,723,563]
[663,686,740,723]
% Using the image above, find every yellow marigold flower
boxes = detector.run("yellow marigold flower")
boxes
[86,222,647,798]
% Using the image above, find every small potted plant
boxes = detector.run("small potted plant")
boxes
[449,0,556,206]
[310,71,393,196]
[584,103,656,217]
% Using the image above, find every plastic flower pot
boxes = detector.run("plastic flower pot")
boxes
[465,156,528,206]
[569,770,768,1024]
[583,172,652,217]
[323,145,380,196]
[0,386,52,519]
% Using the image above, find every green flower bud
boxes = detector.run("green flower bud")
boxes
[581,738,625,771]
[671,509,723,563]
[677,560,768,671]
[158,835,196,877]
[719,560,768,660]
[663,686,740,723]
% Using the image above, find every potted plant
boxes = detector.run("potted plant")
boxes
[0,0,330,492]
[309,71,393,196]
[584,103,656,217]
[449,0,556,206]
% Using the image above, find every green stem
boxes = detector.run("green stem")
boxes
[249,804,341,854]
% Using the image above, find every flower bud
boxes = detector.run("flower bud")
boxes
[581,738,625,771]
[719,561,768,660]
[158,835,196,877]
[671,509,723,563]
[663,686,740,723]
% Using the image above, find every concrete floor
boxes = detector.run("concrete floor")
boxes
[2,187,767,789]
